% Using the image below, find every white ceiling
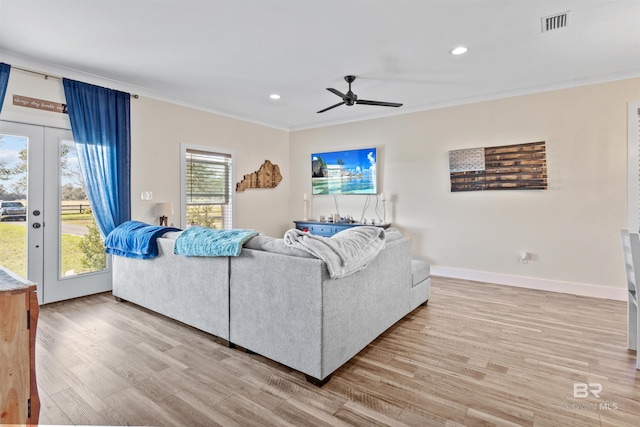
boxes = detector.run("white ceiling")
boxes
[1,0,639,131]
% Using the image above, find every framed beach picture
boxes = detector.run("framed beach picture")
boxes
[311,147,377,195]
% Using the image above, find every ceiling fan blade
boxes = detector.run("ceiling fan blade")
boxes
[326,88,346,99]
[356,99,403,108]
[317,101,346,113]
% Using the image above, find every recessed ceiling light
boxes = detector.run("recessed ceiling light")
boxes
[270,94,281,100]
[450,46,468,55]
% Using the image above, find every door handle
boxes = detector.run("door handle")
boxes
[32,223,41,229]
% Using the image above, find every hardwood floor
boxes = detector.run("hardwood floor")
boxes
[36,277,639,426]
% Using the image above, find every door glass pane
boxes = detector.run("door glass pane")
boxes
[59,140,106,277]
[0,134,28,277]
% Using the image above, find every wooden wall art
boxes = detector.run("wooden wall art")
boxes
[236,160,283,192]
[449,141,547,192]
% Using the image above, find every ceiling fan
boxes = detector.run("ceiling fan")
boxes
[317,75,403,113]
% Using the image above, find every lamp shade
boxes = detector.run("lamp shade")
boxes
[154,202,173,217]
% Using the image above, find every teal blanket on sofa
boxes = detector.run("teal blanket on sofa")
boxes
[174,226,259,257]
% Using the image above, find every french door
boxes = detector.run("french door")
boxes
[0,121,111,304]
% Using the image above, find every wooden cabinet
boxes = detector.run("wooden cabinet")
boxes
[1,267,39,426]
[293,220,389,237]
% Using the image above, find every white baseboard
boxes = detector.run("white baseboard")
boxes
[431,266,628,301]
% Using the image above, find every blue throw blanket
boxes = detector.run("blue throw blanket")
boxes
[174,226,259,257]
[105,220,181,259]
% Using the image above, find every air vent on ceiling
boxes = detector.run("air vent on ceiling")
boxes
[541,11,571,33]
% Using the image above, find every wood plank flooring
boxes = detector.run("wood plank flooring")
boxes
[35,277,639,426]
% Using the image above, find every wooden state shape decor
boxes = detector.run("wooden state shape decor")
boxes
[449,141,547,192]
[236,160,283,192]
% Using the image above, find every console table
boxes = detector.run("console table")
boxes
[293,220,389,237]
[0,267,39,426]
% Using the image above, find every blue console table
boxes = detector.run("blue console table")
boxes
[293,220,389,237]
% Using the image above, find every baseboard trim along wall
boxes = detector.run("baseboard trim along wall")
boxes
[431,266,627,301]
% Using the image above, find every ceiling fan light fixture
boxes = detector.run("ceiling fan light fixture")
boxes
[450,46,468,55]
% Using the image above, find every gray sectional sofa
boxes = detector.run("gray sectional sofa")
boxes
[112,228,430,385]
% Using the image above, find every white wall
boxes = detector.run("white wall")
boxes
[4,60,639,299]
[1,67,70,128]
[131,96,290,237]
[1,66,291,238]
[290,78,640,300]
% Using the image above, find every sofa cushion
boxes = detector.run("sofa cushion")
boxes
[385,227,404,243]
[162,231,183,239]
[243,235,315,259]
[247,229,404,263]
[411,259,430,286]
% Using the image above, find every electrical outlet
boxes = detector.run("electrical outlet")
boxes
[141,191,153,201]
[519,251,529,264]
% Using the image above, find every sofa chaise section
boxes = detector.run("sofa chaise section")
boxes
[411,259,431,310]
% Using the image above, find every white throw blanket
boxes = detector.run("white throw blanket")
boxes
[283,226,386,278]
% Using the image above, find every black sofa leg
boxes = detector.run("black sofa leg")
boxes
[220,340,235,349]
[305,374,332,387]
[420,299,429,307]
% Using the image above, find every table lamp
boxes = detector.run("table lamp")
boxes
[154,202,173,226]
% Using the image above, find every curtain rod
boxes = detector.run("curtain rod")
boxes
[13,66,139,98]
[14,66,62,80]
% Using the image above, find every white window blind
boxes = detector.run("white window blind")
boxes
[185,148,233,229]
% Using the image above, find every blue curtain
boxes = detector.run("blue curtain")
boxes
[0,63,11,114]
[62,78,131,237]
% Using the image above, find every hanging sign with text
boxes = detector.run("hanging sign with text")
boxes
[12,94,68,114]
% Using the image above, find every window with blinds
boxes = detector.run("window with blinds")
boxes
[184,148,233,229]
